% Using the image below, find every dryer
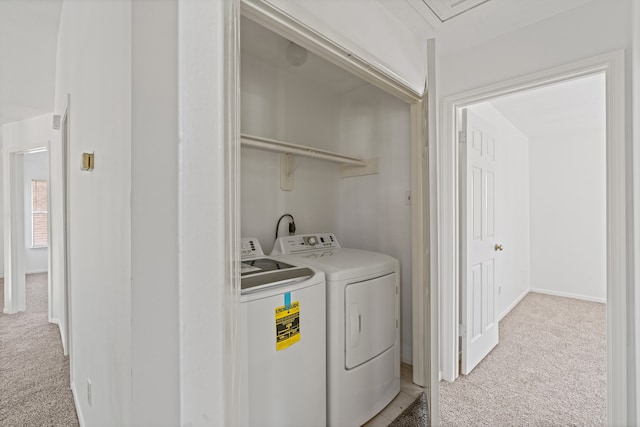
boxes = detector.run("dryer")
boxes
[240,238,326,427]
[271,233,400,427]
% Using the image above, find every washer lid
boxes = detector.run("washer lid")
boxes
[240,257,316,293]
[283,248,398,282]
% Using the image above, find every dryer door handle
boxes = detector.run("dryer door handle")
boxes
[349,305,361,348]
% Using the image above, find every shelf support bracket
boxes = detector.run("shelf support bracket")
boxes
[280,153,295,191]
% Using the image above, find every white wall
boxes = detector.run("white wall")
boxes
[336,86,412,362]
[528,93,607,302]
[22,150,48,274]
[54,2,132,425]
[179,0,244,422]
[131,1,180,425]
[438,0,631,95]
[241,52,341,254]
[469,103,530,319]
[55,1,184,425]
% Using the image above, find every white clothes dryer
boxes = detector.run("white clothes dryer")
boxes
[240,238,326,427]
[271,233,400,427]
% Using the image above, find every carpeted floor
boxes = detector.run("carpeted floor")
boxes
[440,292,606,426]
[0,273,79,426]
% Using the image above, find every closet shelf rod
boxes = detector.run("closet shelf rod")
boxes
[241,133,367,167]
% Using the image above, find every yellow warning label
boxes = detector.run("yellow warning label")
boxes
[275,301,300,351]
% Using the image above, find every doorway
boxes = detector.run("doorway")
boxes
[445,73,607,423]
[3,147,49,315]
[438,51,627,424]
[1,109,71,360]
[23,149,51,311]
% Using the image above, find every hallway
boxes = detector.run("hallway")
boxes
[0,273,78,426]
[440,293,606,425]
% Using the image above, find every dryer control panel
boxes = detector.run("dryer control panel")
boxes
[241,238,264,259]
[271,233,340,255]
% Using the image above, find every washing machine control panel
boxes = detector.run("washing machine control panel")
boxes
[271,233,340,255]
[241,238,264,259]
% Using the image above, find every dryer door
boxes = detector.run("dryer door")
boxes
[345,272,397,369]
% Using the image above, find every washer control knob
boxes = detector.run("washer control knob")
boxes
[305,236,318,246]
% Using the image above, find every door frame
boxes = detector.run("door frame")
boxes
[61,100,72,361]
[438,50,627,424]
[3,142,50,315]
[238,0,436,417]
[3,150,27,314]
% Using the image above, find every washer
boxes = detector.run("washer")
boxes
[271,233,400,427]
[240,238,326,427]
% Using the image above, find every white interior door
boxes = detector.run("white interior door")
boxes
[460,108,499,375]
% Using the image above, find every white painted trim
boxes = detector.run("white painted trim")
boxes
[62,100,71,364]
[240,0,422,103]
[26,269,49,275]
[50,317,69,355]
[179,0,240,424]
[70,381,85,427]
[411,100,427,387]
[439,50,628,425]
[47,140,53,324]
[425,38,440,426]
[3,152,27,314]
[530,289,606,304]
[498,288,530,321]
[225,0,242,423]
[632,1,640,424]
[603,49,627,426]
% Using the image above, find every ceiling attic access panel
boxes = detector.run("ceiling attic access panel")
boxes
[421,0,490,22]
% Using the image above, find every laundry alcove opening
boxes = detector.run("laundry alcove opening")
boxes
[239,14,414,372]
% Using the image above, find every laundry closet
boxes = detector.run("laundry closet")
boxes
[240,16,414,362]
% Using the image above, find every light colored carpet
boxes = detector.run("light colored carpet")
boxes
[440,292,606,426]
[0,273,79,426]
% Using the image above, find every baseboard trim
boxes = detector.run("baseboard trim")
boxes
[498,289,530,321]
[71,381,85,427]
[26,269,48,275]
[530,288,606,304]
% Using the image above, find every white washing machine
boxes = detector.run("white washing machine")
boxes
[271,233,400,427]
[240,238,326,427]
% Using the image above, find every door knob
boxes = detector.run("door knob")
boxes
[494,244,504,251]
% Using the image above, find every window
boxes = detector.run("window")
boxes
[32,180,48,247]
